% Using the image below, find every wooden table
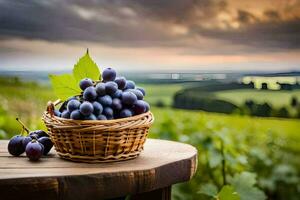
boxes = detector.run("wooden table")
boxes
[0,139,197,200]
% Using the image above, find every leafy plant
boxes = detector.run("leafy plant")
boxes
[49,50,101,100]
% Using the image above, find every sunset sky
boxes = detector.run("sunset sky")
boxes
[0,0,300,71]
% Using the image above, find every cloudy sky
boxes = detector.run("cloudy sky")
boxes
[0,0,300,71]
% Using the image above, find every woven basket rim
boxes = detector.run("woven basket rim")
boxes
[43,110,153,124]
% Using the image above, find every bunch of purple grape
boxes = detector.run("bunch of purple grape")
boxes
[7,118,53,161]
[54,68,150,120]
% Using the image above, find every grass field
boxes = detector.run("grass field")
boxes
[214,89,300,108]
[139,83,183,106]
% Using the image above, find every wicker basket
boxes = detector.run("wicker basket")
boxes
[42,101,154,163]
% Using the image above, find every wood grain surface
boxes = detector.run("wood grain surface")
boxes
[0,139,197,200]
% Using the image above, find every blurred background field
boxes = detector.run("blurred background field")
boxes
[0,73,299,200]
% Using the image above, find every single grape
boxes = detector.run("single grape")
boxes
[119,109,133,118]
[115,77,126,89]
[105,81,118,95]
[61,110,71,119]
[95,82,106,96]
[122,91,137,105]
[144,101,150,112]
[80,101,94,116]
[67,99,81,112]
[93,101,103,115]
[8,135,25,156]
[127,89,143,100]
[97,114,107,120]
[38,137,53,155]
[112,89,122,98]
[136,87,146,96]
[22,136,32,149]
[103,107,114,119]
[79,78,93,90]
[59,96,78,112]
[70,110,82,120]
[83,86,97,101]
[25,140,43,161]
[124,80,135,90]
[102,67,116,82]
[84,114,97,120]
[29,130,48,138]
[133,100,147,115]
[97,95,112,107]
[54,110,61,117]
[112,98,122,110]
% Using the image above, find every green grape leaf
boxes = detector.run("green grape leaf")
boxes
[49,74,81,100]
[73,50,101,82]
[198,183,218,197]
[218,185,240,200]
[231,172,266,200]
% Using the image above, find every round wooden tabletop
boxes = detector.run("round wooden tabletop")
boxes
[0,139,197,200]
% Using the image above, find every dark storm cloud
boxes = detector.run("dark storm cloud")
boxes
[0,0,300,52]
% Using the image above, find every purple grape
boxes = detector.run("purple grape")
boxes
[112,89,122,98]
[95,82,106,96]
[103,107,114,119]
[133,100,147,115]
[93,101,103,115]
[67,99,81,112]
[29,130,48,138]
[136,87,146,96]
[59,96,78,112]
[8,135,25,156]
[120,109,133,118]
[22,136,32,149]
[38,137,53,155]
[54,110,61,117]
[128,89,143,100]
[84,114,97,120]
[83,86,97,101]
[97,114,107,120]
[105,81,118,95]
[61,110,71,119]
[102,68,116,82]
[79,78,93,90]
[144,101,150,112]
[25,140,43,161]
[115,77,126,89]
[122,91,137,105]
[70,110,82,120]
[112,98,122,110]
[125,80,135,90]
[80,101,94,116]
[97,95,112,107]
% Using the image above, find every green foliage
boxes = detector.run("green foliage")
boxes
[230,172,266,200]
[49,74,80,100]
[198,183,218,197]
[49,50,100,100]
[218,186,240,200]
[73,50,101,82]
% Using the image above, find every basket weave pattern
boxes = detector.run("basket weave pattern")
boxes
[42,102,154,163]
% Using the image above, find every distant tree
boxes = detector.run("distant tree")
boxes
[252,102,272,117]
[280,83,292,90]
[245,100,255,109]
[276,107,289,118]
[297,106,300,118]
[155,100,165,108]
[261,83,268,90]
[249,81,255,89]
[291,96,298,107]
